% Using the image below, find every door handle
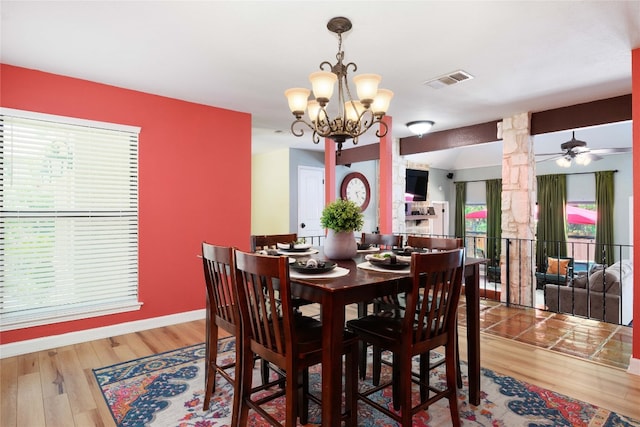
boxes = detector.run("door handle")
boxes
[300,223,306,228]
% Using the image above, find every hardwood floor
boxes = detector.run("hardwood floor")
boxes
[2,304,639,426]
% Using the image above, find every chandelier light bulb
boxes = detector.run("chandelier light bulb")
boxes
[309,71,337,104]
[371,89,394,115]
[284,88,310,117]
[353,74,381,106]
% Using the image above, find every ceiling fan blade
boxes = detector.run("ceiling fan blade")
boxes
[589,147,632,155]
[535,152,564,157]
[536,154,564,163]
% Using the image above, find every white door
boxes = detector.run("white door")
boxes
[431,201,450,236]
[297,166,325,240]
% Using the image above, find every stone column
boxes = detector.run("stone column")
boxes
[498,113,536,306]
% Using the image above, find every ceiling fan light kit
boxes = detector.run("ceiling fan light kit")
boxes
[539,130,630,167]
[285,16,393,155]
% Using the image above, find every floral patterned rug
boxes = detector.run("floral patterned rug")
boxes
[93,337,639,426]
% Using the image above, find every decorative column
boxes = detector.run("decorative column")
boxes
[498,112,536,306]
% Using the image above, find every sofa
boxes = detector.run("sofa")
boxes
[544,260,634,325]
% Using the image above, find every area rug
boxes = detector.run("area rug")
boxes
[93,337,640,427]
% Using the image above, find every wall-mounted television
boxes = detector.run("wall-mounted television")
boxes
[405,168,429,202]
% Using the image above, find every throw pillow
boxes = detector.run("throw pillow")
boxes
[572,272,588,288]
[547,257,570,275]
[588,269,619,292]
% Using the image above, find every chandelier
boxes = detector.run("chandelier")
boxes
[284,17,393,155]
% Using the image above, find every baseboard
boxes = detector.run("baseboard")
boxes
[0,309,206,359]
[628,356,640,376]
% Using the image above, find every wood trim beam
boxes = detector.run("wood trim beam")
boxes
[337,94,632,162]
[400,121,500,155]
[530,94,632,135]
[336,142,380,165]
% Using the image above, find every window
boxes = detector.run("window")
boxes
[1,108,141,331]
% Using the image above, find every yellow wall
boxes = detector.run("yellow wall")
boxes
[252,148,291,234]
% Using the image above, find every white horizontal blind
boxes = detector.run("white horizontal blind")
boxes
[1,109,141,331]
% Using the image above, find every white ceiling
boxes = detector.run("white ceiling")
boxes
[1,1,638,169]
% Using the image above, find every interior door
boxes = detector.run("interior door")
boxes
[431,201,450,236]
[297,166,325,240]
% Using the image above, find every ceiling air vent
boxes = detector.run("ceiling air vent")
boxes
[423,70,474,89]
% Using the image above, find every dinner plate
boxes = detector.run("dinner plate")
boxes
[277,242,312,252]
[393,247,427,256]
[290,260,337,274]
[365,253,411,270]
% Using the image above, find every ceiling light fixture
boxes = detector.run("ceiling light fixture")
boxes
[406,120,435,137]
[285,16,393,155]
[555,156,572,168]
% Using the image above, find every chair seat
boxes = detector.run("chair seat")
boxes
[347,316,401,347]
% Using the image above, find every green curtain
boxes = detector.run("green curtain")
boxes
[595,170,615,265]
[536,174,567,271]
[485,179,502,267]
[454,181,466,239]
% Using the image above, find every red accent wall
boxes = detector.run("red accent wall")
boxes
[632,48,639,360]
[0,64,252,344]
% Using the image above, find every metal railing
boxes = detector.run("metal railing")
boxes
[301,232,633,326]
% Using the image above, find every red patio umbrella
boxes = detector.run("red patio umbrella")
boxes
[566,205,597,225]
[465,206,596,225]
[465,210,487,219]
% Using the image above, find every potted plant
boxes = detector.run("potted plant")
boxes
[320,198,364,259]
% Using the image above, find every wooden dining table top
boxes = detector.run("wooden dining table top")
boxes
[284,248,485,426]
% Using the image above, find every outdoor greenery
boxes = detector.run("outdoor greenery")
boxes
[320,198,364,232]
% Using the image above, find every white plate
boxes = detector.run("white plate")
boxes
[276,242,312,251]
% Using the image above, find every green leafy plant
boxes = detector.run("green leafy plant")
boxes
[320,199,364,232]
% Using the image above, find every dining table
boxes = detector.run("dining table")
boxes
[287,250,486,427]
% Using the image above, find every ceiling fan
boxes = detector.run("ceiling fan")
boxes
[536,131,632,167]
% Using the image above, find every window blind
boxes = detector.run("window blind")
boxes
[1,108,141,331]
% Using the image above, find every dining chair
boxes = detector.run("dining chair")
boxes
[347,249,465,426]
[200,243,242,425]
[357,232,405,378]
[233,250,359,427]
[406,235,464,251]
[376,235,465,396]
[360,232,403,249]
[250,233,298,251]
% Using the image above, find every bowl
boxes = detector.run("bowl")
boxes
[290,260,337,274]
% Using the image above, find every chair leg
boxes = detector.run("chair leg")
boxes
[298,369,309,425]
[238,346,255,427]
[230,336,242,427]
[357,302,368,380]
[372,345,382,386]
[419,352,429,403]
[345,343,358,427]
[391,353,401,411]
[445,342,461,427]
[399,353,413,426]
[203,324,218,411]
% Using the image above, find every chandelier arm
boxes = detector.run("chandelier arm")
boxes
[290,117,316,138]
[319,61,333,71]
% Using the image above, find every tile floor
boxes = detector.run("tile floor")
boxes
[458,298,633,370]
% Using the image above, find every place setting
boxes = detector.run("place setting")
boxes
[356,242,381,254]
[289,258,350,279]
[275,241,319,257]
[358,251,412,273]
